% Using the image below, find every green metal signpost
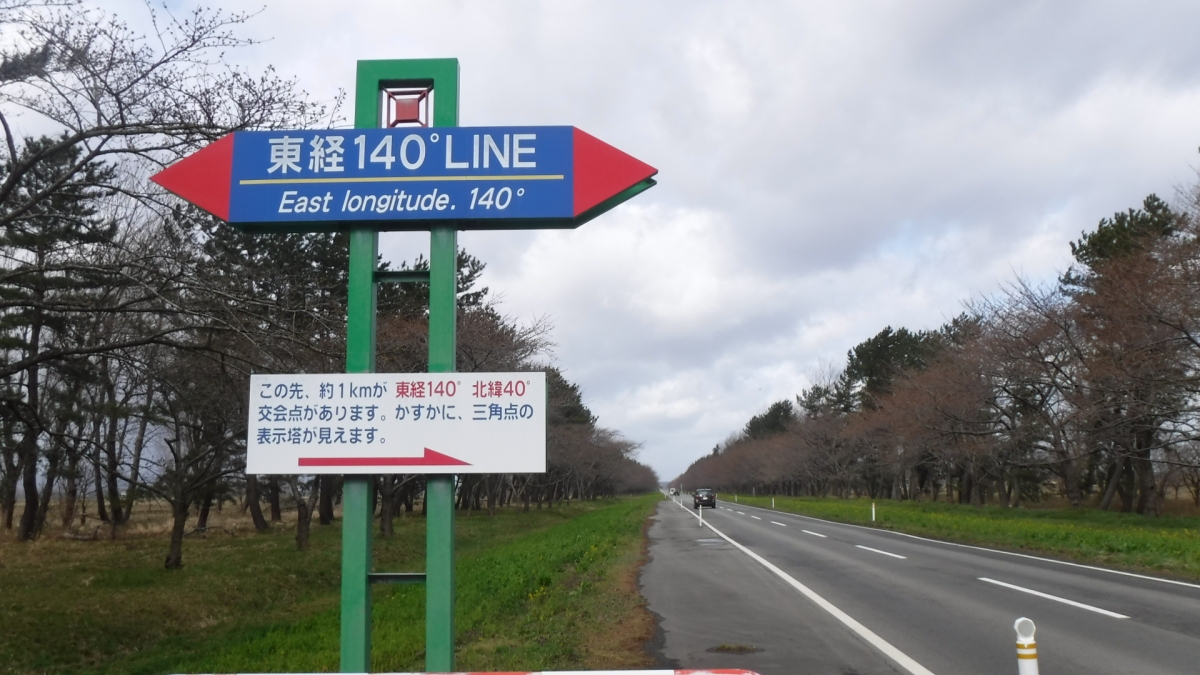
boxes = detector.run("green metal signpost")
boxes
[151,57,656,675]
[343,59,462,673]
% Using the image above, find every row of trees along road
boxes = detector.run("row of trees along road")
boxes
[0,1,657,566]
[673,191,1200,516]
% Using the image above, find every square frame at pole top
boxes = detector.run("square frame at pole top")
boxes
[355,59,459,129]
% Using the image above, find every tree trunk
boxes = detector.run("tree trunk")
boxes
[16,301,43,541]
[122,390,153,523]
[267,476,282,522]
[379,476,395,537]
[1098,458,1123,511]
[31,448,61,538]
[61,467,78,529]
[1134,454,1159,516]
[245,474,270,532]
[103,366,125,525]
[1060,456,1083,507]
[165,501,189,569]
[1,449,19,529]
[295,496,313,551]
[91,442,109,524]
[1115,458,1136,512]
[1133,428,1159,515]
[16,433,40,540]
[318,475,335,525]
[403,481,415,512]
[196,490,214,529]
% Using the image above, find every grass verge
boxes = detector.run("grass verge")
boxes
[0,494,660,675]
[726,495,1200,580]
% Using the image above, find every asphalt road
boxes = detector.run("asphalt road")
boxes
[640,496,1200,675]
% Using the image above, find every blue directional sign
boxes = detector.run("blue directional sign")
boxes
[151,126,657,231]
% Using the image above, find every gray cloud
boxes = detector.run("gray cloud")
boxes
[112,0,1200,478]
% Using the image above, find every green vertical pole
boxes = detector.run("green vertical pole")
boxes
[425,226,457,672]
[343,58,460,674]
[340,61,386,674]
[425,59,460,675]
[341,228,377,672]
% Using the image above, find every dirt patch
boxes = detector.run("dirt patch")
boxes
[707,644,763,654]
[579,509,658,669]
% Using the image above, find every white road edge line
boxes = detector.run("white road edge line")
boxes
[978,577,1129,619]
[676,500,935,675]
[857,545,907,560]
[802,529,827,538]
[751,515,762,520]
[718,500,1200,591]
[770,521,787,527]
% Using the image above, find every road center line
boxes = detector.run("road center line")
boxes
[751,515,762,520]
[802,529,827,538]
[674,500,935,675]
[978,577,1129,619]
[737,511,746,515]
[857,545,907,559]
[770,521,787,527]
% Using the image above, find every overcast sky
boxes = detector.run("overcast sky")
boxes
[120,1,1200,479]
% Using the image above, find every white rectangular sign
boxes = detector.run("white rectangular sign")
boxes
[246,372,545,474]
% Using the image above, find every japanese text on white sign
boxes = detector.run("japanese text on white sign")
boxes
[246,372,546,474]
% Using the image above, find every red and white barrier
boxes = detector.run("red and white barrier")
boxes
[186,671,761,675]
[389,671,760,674]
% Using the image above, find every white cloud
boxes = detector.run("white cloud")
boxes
[100,0,1200,478]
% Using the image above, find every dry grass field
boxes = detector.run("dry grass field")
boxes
[0,495,661,675]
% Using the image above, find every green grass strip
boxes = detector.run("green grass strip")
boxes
[728,495,1200,580]
[0,495,660,675]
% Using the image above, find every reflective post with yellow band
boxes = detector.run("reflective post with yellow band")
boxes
[1014,617,1039,675]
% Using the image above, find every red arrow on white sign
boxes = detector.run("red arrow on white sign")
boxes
[297,448,470,468]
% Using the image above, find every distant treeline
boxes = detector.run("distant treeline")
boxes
[673,191,1200,515]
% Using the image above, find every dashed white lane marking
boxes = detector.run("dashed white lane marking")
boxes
[857,545,907,559]
[751,515,762,520]
[770,521,787,527]
[737,511,746,515]
[675,500,935,675]
[802,529,827,538]
[978,577,1129,619]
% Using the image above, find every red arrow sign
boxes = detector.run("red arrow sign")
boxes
[571,127,656,216]
[150,126,655,230]
[297,448,471,468]
[152,133,235,220]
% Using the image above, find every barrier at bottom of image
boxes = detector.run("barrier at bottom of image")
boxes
[179,671,761,675]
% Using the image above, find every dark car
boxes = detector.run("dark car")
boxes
[693,488,716,509]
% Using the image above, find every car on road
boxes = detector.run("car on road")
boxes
[669,487,677,496]
[693,488,716,509]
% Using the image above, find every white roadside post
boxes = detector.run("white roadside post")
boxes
[872,502,876,522]
[1015,617,1038,675]
[772,497,775,509]
[699,504,703,528]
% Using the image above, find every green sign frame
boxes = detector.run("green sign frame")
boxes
[342,58,460,674]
